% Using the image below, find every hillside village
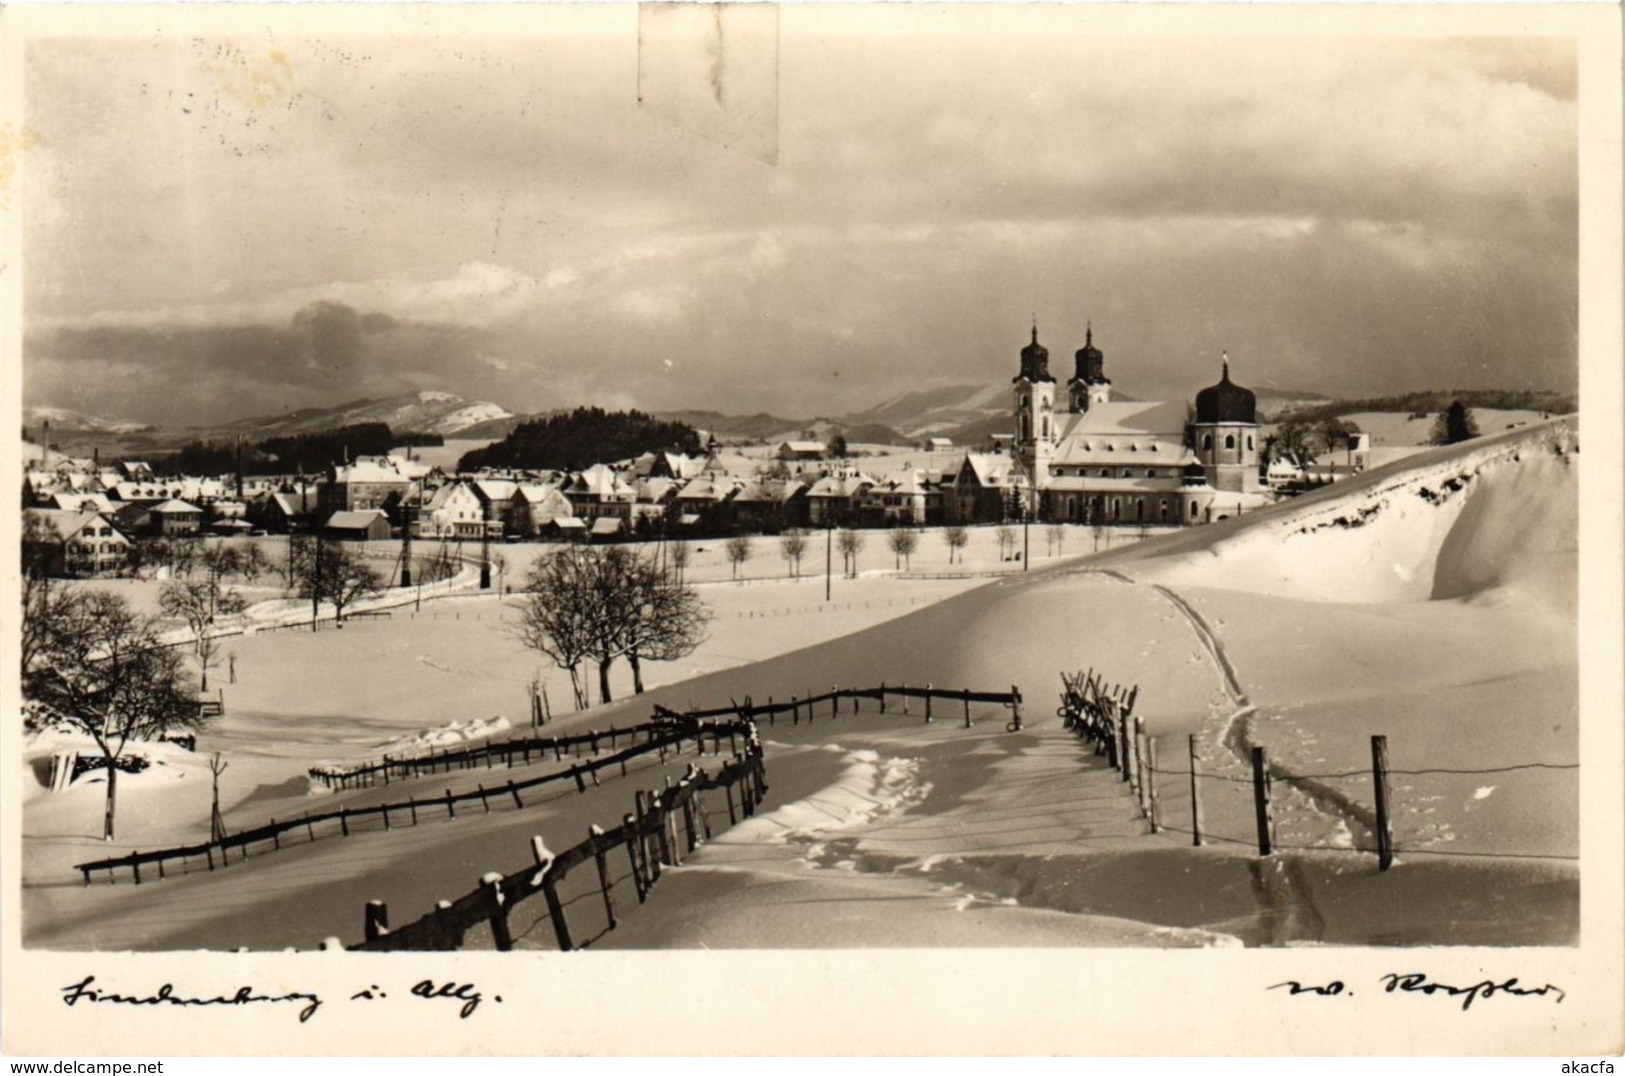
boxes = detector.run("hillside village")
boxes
[20,330,1484,580]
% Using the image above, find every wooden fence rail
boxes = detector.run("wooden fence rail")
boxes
[339,742,769,952]
[74,717,748,886]
[77,683,1024,886]
[309,683,1024,789]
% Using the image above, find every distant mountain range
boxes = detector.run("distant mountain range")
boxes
[26,383,1345,460]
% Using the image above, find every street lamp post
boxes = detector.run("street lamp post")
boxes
[825,517,833,602]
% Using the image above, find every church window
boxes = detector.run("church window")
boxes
[1136,501,1145,521]
[1190,501,1199,519]
[1146,469,1155,478]
[1121,469,1131,478]
[1202,435,1213,451]
[1130,444,1138,452]
[1247,435,1254,451]
[1225,434,1236,450]
[1100,469,1109,478]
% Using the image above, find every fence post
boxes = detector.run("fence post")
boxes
[484,872,514,952]
[964,690,972,728]
[1371,734,1394,871]
[508,781,524,809]
[1118,707,1132,783]
[1188,734,1204,847]
[653,794,674,866]
[445,789,456,818]
[1146,735,1160,833]
[1009,685,1022,731]
[879,683,887,714]
[1251,746,1274,857]
[590,825,617,929]
[925,684,933,723]
[623,813,647,903]
[340,808,350,837]
[364,899,389,943]
[1135,719,1150,816]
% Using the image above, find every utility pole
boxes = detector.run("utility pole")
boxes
[310,530,322,632]
[825,518,833,602]
[400,503,414,588]
[480,518,492,590]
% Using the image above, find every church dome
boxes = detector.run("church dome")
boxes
[1073,324,1107,385]
[1195,357,1256,424]
[1014,326,1056,383]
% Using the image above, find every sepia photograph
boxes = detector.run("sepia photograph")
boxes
[2,1,1620,1059]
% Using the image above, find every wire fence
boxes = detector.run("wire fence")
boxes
[1056,669,1579,867]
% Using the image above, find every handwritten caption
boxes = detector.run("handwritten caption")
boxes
[1270,971,1566,1011]
[60,975,501,1023]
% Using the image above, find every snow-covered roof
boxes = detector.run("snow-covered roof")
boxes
[326,509,390,530]
[1059,399,1191,437]
[149,499,203,515]
[25,508,124,542]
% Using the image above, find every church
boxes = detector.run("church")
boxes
[997,324,1272,526]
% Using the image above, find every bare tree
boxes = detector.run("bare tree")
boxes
[509,548,599,711]
[238,542,269,584]
[325,545,384,624]
[166,539,199,580]
[887,528,918,570]
[292,539,382,625]
[942,525,968,565]
[779,530,808,579]
[724,535,753,581]
[836,528,864,578]
[668,539,691,586]
[23,591,203,840]
[1046,521,1066,557]
[996,524,1017,561]
[620,555,710,694]
[159,578,246,692]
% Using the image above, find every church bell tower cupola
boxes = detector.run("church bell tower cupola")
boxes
[1013,322,1057,486]
[1191,352,1263,495]
[1068,322,1113,413]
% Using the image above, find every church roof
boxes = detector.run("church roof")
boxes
[1058,399,1190,438]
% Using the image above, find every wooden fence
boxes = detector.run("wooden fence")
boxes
[309,682,1026,791]
[1056,669,1578,870]
[336,743,769,952]
[76,683,1025,886]
[73,716,746,886]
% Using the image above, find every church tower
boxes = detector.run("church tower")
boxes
[1012,324,1056,486]
[1068,323,1113,413]
[1191,353,1263,494]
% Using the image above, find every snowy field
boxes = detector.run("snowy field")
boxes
[23,419,1579,950]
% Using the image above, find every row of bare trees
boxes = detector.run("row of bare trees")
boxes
[510,547,710,711]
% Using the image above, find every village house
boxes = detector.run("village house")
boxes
[24,508,132,578]
[804,472,876,527]
[729,479,807,533]
[421,480,488,539]
[672,474,743,532]
[562,464,637,521]
[864,469,942,526]
[950,453,1026,524]
[317,458,417,521]
[147,499,204,538]
[507,483,575,539]
[324,509,392,542]
[777,440,826,463]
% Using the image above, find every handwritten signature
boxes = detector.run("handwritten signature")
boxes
[1270,972,1566,1011]
[60,975,501,1023]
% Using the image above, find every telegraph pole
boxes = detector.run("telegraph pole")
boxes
[480,519,492,590]
[825,518,833,602]
[400,503,414,588]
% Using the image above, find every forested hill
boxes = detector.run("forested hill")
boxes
[457,408,702,472]
[1273,388,1575,425]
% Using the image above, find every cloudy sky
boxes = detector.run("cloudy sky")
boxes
[20,8,1578,427]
